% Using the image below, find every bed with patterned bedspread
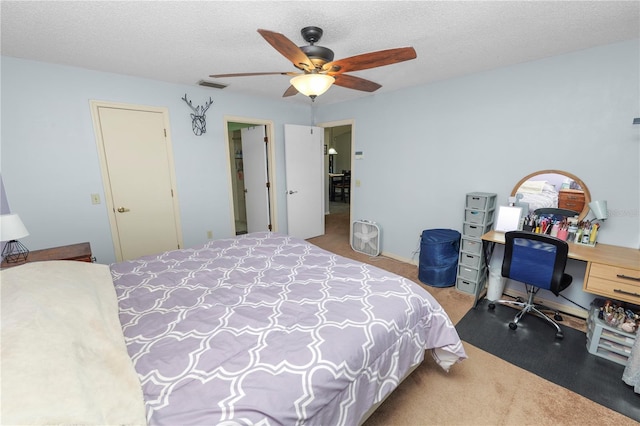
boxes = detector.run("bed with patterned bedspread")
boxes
[110,232,466,425]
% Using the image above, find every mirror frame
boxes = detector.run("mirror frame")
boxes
[511,169,591,220]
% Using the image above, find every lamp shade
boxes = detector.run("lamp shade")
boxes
[589,200,608,220]
[290,74,335,98]
[0,214,29,241]
[328,148,338,155]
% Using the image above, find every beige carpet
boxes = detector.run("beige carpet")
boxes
[307,212,635,426]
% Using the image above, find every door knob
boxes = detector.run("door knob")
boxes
[117,207,130,213]
[288,190,298,195]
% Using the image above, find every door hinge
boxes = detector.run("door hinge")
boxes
[171,189,174,197]
[264,136,268,144]
[268,224,272,231]
[266,182,270,189]
[164,128,167,137]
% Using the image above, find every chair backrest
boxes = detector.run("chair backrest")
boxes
[337,170,351,187]
[501,231,569,295]
[534,207,579,222]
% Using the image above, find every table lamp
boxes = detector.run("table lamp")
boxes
[589,200,608,221]
[1,213,30,263]
[328,147,337,173]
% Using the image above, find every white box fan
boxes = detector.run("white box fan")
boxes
[351,220,381,256]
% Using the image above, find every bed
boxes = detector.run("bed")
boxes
[2,232,466,425]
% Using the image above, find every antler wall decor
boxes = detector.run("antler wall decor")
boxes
[181,94,213,136]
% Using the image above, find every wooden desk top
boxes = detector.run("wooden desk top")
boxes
[481,230,640,270]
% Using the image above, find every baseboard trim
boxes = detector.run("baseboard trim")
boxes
[502,288,589,319]
[380,251,418,266]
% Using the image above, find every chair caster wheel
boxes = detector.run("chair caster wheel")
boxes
[488,303,496,310]
[553,312,563,321]
[515,297,524,303]
[555,332,564,339]
[509,322,517,330]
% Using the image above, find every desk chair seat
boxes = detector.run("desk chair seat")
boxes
[488,231,572,339]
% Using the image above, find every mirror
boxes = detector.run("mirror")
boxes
[511,169,591,220]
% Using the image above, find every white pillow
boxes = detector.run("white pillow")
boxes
[1,261,147,425]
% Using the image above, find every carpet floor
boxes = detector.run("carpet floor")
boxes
[457,299,640,422]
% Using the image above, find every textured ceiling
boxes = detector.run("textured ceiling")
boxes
[2,1,639,106]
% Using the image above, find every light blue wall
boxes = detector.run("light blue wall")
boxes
[0,57,310,264]
[318,39,639,252]
[315,39,639,311]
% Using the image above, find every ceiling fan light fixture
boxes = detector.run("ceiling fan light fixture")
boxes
[290,74,335,98]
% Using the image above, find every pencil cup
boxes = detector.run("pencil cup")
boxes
[557,228,568,241]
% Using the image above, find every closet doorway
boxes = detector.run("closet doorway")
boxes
[91,100,183,261]
[226,118,276,235]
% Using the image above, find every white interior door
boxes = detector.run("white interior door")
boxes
[284,124,324,239]
[241,126,270,232]
[92,103,182,261]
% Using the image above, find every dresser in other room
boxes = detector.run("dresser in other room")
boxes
[558,188,586,213]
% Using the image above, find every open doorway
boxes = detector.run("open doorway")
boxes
[225,118,276,235]
[321,121,353,239]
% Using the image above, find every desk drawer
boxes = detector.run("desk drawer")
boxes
[589,263,640,285]
[584,263,640,304]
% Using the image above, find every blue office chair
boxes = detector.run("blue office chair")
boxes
[488,231,573,339]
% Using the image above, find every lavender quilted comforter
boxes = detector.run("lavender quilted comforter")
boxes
[111,232,466,425]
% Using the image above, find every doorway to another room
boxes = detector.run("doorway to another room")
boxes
[226,119,276,236]
[323,123,352,239]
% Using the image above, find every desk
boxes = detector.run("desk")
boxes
[329,173,344,201]
[476,230,640,310]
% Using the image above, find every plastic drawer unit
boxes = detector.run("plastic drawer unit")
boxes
[586,305,636,366]
[456,192,497,295]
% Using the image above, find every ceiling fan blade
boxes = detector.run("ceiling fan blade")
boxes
[323,47,417,74]
[282,85,298,97]
[257,29,313,71]
[210,71,298,78]
[333,74,382,92]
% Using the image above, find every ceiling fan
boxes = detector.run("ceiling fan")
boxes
[210,26,417,99]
